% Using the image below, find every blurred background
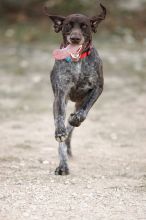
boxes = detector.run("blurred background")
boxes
[0,0,146,42]
[0,1,146,219]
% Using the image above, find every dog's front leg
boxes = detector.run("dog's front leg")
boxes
[53,92,70,175]
[55,142,69,175]
[81,83,103,115]
[69,82,103,127]
[53,92,67,142]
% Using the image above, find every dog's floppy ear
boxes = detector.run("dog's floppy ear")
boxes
[44,7,66,33]
[90,3,106,33]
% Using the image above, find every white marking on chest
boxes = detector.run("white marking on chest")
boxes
[74,63,81,78]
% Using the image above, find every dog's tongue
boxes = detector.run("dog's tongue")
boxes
[53,44,82,60]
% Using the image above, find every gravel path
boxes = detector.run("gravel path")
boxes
[0,42,146,220]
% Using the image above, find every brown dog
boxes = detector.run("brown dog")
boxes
[44,3,106,175]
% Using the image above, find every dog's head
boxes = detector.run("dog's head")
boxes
[44,3,106,47]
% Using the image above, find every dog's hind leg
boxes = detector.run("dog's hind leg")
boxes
[55,142,69,175]
[55,120,73,175]
[65,123,74,157]
[65,102,82,156]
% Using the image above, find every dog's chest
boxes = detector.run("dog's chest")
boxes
[71,62,82,81]
[66,60,98,101]
[70,61,98,88]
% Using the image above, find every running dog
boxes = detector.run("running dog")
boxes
[44,3,106,175]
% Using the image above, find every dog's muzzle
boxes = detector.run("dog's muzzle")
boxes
[70,35,82,44]
[69,29,84,45]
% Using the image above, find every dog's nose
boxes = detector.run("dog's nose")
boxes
[70,35,81,44]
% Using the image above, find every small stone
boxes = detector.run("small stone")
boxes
[20,161,25,166]
[70,178,76,184]
[42,160,49,164]
[32,75,41,83]
[64,180,70,184]
[16,182,22,185]
[71,192,78,197]
[86,184,92,189]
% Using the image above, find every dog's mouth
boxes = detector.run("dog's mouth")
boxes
[68,44,83,59]
[53,44,83,60]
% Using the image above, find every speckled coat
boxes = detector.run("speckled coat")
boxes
[44,3,106,175]
[51,47,103,175]
[51,47,103,104]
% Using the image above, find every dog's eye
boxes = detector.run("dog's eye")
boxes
[81,24,87,29]
[65,23,72,32]
[67,24,71,28]
[68,22,74,28]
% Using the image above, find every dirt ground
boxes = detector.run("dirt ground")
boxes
[0,40,146,220]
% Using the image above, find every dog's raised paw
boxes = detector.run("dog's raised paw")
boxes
[55,127,68,142]
[55,166,69,175]
[69,110,86,127]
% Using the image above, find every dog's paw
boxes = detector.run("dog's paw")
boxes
[55,166,69,175]
[55,127,68,142]
[69,110,86,127]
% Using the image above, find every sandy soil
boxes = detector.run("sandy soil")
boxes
[0,41,146,220]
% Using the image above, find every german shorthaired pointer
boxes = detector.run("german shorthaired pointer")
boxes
[44,3,106,175]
